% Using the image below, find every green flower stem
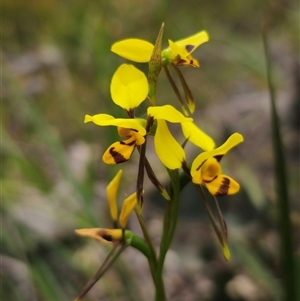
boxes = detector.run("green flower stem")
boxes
[155,169,181,301]
[129,232,153,259]
[134,209,158,282]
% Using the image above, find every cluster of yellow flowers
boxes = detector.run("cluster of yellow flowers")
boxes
[74,24,244,301]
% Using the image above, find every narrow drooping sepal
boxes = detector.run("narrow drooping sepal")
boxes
[172,65,195,114]
[144,158,171,200]
[163,65,188,116]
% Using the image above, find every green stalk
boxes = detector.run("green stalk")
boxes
[262,27,296,301]
[134,210,158,286]
[155,169,181,301]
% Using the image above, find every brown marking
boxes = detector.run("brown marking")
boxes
[215,177,230,196]
[185,45,194,52]
[102,234,113,242]
[196,159,207,171]
[109,147,127,163]
[214,155,223,162]
[120,140,136,146]
[203,175,218,183]
[176,59,187,66]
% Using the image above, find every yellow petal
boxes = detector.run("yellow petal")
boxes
[154,119,185,169]
[181,122,215,151]
[204,174,240,196]
[110,64,149,110]
[119,192,137,228]
[147,105,193,123]
[111,39,154,62]
[106,170,123,222]
[175,31,209,55]
[75,228,123,245]
[84,113,114,124]
[102,136,136,164]
[85,114,147,136]
[191,133,244,179]
[168,39,187,59]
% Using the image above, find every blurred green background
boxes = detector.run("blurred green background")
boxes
[2,0,299,300]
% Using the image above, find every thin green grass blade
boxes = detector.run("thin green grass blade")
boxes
[262,27,297,301]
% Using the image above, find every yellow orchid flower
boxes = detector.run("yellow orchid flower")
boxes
[75,169,138,245]
[161,31,209,67]
[191,133,244,196]
[85,114,146,164]
[111,30,209,68]
[84,63,149,164]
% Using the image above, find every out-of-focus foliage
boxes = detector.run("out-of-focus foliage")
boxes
[2,0,299,300]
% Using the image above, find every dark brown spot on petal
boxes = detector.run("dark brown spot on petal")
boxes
[175,59,187,66]
[102,234,113,242]
[196,159,207,171]
[214,155,223,162]
[215,177,230,196]
[203,175,218,183]
[185,45,194,52]
[109,147,127,163]
[120,139,136,146]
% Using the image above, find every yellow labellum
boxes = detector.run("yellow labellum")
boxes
[74,228,123,245]
[191,133,244,179]
[102,136,136,165]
